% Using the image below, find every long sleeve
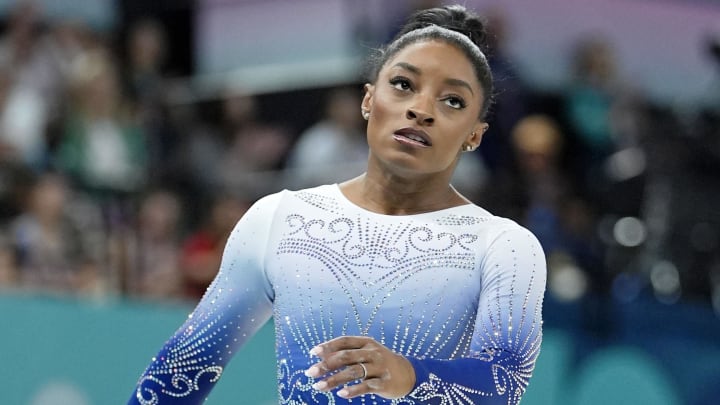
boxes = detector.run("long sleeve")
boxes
[405,226,546,405]
[128,193,283,405]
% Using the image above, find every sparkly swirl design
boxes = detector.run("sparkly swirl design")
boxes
[286,215,354,244]
[135,366,223,405]
[132,283,237,404]
[283,214,477,268]
[278,359,335,404]
[408,373,493,405]
[277,213,478,339]
[490,362,527,404]
[491,364,512,396]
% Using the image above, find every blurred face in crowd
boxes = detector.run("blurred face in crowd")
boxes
[129,20,166,72]
[210,196,251,237]
[139,191,181,240]
[512,115,563,173]
[575,39,616,85]
[362,40,487,181]
[30,175,68,225]
[223,93,258,127]
[72,52,121,118]
[327,89,363,132]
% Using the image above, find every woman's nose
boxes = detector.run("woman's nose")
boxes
[406,107,434,125]
[406,97,434,125]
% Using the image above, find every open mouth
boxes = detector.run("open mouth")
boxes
[393,128,432,147]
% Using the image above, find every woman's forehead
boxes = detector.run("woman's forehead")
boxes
[382,40,481,88]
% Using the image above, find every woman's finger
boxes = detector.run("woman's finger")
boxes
[310,336,373,357]
[337,377,384,399]
[304,336,415,399]
[305,348,371,379]
[311,362,370,392]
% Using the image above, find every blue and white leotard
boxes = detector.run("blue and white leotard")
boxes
[129,184,546,404]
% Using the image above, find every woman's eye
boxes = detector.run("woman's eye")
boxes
[444,96,466,109]
[389,77,412,91]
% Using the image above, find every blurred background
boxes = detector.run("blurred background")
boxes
[0,0,719,403]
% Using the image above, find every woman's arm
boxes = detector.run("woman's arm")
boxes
[127,193,283,405]
[405,226,546,404]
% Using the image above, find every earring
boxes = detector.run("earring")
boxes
[462,132,478,152]
[362,109,370,120]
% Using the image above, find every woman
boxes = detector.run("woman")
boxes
[129,5,546,404]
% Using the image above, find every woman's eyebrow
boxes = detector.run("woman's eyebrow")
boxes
[444,78,474,96]
[392,61,421,75]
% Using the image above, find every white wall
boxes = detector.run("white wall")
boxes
[196,0,720,106]
[469,0,720,106]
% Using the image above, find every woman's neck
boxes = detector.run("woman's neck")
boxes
[339,172,470,216]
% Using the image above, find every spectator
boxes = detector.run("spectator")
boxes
[0,2,50,171]
[482,115,602,301]
[8,172,105,296]
[153,86,217,218]
[562,37,644,198]
[285,86,367,188]
[481,115,568,225]
[122,19,180,185]
[179,193,251,301]
[39,18,108,154]
[123,18,167,112]
[122,189,183,300]
[565,38,618,155]
[216,91,293,196]
[54,49,148,202]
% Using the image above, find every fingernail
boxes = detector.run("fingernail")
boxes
[304,366,320,378]
[309,346,323,356]
[337,388,349,398]
[312,381,327,390]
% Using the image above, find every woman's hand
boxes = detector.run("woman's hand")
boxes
[304,336,416,399]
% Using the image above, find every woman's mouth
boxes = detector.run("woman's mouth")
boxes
[393,128,432,147]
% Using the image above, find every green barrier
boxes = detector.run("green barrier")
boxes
[1,294,276,404]
[571,347,682,405]
[0,293,690,404]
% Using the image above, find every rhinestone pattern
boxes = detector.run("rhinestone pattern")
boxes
[129,185,546,405]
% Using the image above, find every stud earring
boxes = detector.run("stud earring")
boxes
[362,109,370,120]
[463,144,475,152]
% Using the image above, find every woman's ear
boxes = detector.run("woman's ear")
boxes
[361,83,374,114]
[468,123,489,148]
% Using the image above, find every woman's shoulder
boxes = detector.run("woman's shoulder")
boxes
[251,184,338,210]
[433,203,515,227]
[443,203,539,241]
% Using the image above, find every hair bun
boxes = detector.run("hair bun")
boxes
[397,5,490,54]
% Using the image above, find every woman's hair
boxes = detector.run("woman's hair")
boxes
[366,5,494,119]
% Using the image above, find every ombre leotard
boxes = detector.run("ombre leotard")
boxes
[129,184,546,405]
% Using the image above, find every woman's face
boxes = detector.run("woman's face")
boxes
[362,40,487,180]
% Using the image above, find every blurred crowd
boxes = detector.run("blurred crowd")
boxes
[0,1,718,317]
